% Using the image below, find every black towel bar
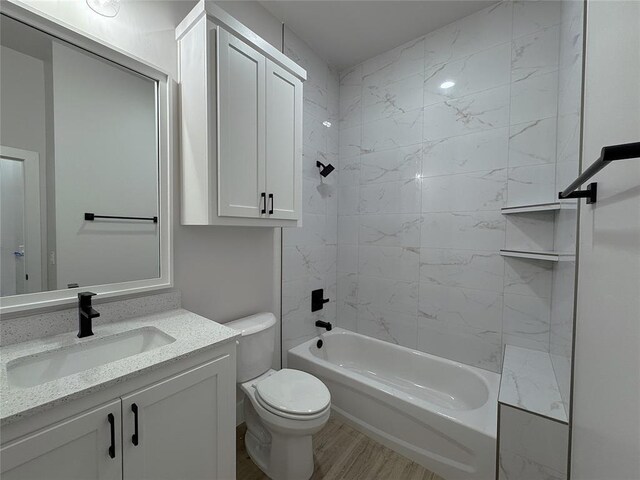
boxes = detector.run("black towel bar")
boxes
[84,213,158,223]
[558,141,640,204]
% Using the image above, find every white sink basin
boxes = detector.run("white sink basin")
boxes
[7,327,176,388]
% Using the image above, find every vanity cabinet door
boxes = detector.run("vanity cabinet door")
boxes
[217,26,266,219]
[121,355,235,480]
[0,400,122,480]
[265,60,302,221]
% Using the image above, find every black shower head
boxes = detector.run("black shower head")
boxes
[316,161,335,177]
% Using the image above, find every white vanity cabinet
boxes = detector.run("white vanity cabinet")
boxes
[121,359,230,480]
[177,3,305,226]
[1,348,235,480]
[1,400,123,480]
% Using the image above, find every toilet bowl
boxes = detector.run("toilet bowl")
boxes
[242,369,331,479]
[227,313,331,480]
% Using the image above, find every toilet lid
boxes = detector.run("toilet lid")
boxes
[255,369,330,416]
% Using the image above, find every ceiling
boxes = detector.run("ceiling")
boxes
[259,0,496,70]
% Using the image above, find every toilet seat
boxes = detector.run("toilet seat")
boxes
[253,369,331,420]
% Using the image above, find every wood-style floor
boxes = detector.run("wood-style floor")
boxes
[236,416,446,480]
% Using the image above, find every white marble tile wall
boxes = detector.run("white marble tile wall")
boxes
[500,345,567,422]
[336,1,566,373]
[498,404,569,480]
[282,28,339,363]
[550,0,583,417]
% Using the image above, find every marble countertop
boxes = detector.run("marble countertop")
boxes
[0,309,239,426]
[499,345,567,423]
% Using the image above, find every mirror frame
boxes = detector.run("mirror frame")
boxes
[0,1,173,314]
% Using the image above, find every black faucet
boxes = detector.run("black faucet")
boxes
[78,292,100,338]
[315,320,332,331]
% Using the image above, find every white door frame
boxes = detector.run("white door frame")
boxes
[0,145,43,294]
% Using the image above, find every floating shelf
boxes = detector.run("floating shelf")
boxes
[500,249,559,262]
[501,202,561,214]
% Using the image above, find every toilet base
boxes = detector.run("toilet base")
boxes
[245,429,315,480]
[244,429,270,473]
[242,388,329,480]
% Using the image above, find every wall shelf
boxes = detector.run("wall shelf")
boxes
[499,345,568,423]
[500,249,559,262]
[501,202,561,214]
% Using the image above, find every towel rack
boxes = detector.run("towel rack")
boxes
[84,213,158,223]
[558,141,640,204]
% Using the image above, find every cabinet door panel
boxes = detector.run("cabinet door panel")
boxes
[0,400,122,480]
[265,60,302,220]
[217,27,265,218]
[122,355,235,480]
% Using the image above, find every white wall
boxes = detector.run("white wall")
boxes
[0,44,47,291]
[24,0,187,78]
[0,45,46,178]
[216,1,283,50]
[571,1,640,479]
[51,41,159,288]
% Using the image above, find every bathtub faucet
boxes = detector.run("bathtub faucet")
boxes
[315,320,332,331]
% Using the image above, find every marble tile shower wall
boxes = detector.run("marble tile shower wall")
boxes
[550,0,583,414]
[498,404,569,479]
[337,1,565,373]
[282,28,339,362]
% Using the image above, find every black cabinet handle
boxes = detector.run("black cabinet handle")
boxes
[108,413,116,459]
[260,192,266,215]
[131,403,139,446]
[268,193,274,215]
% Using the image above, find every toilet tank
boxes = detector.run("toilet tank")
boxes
[226,312,276,383]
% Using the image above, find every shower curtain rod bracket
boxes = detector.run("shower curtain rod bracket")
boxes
[558,182,597,204]
[558,141,639,204]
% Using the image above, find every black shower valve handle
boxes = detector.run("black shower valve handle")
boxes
[311,289,330,312]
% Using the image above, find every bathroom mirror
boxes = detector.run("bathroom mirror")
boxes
[0,4,171,313]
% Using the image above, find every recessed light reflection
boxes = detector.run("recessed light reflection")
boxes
[440,80,455,89]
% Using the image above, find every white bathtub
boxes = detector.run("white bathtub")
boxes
[288,328,500,480]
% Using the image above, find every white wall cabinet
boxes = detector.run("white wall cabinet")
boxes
[1,354,235,480]
[265,61,303,221]
[177,3,306,226]
[217,28,266,220]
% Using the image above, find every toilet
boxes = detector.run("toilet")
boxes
[227,313,331,480]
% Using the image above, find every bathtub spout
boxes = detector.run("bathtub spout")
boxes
[315,320,332,331]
